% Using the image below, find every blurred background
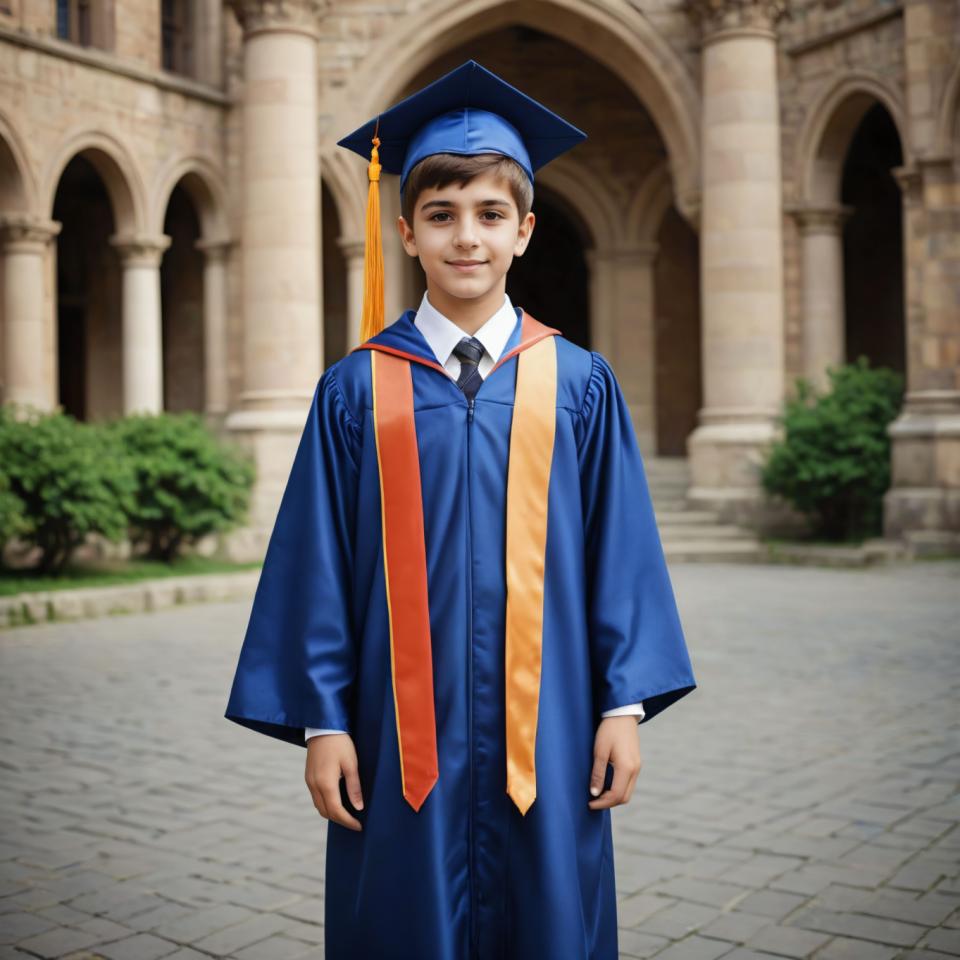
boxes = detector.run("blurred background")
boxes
[1,5,959,960]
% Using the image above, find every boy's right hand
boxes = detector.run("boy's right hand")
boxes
[305,734,364,831]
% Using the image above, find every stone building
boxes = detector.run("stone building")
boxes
[0,0,957,557]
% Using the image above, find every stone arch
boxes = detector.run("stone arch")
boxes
[0,110,36,213]
[42,129,146,234]
[796,72,909,205]
[327,0,701,219]
[153,155,230,241]
[536,155,616,252]
[629,162,677,248]
[320,148,367,243]
[934,57,960,158]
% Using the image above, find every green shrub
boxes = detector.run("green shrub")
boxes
[107,411,255,563]
[0,404,136,573]
[761,356,904,541]
[0,469,28,549]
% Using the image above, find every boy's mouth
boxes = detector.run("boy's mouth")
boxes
[447,259,488,271]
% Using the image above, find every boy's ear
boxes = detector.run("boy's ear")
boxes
[514,211,535,257]
[397,216,418,257]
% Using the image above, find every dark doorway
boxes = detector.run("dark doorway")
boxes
[841,103,905,375]
[161,183,205,412]
[52,155,117,421]
[655,206,701,456]
[506,188,590,349]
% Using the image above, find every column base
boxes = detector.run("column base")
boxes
[222,407,310,561]
[883,391,960,553]
[686,416,810,534]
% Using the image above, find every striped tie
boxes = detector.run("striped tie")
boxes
[453,337,484,399]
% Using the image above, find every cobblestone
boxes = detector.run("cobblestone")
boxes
[0,559,957,958]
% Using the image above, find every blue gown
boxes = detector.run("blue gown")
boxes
[225,307,697,959]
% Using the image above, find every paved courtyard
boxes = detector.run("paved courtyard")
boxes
[1,559,958,960]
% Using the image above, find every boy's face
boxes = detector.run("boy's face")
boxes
[396,168,535,309]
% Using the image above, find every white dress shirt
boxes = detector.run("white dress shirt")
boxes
[305,291,644,741]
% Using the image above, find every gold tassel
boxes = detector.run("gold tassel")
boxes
[360,132,385,343]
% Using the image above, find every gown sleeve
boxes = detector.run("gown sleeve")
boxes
[224,367,361,747]
[577,351,697,724]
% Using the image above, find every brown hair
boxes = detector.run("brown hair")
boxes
[401,152,533,224]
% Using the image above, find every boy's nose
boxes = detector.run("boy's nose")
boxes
[453,227,479,248]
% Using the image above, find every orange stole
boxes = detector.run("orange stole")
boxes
[370,350,439,812]
[369,333,558,816]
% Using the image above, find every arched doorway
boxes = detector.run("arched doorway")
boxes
[161,183,205,412]
[507,185,590,349]
[798,83,908,389]
[52,155,121,421]
[655,206,700,456]
[365,22,700,454]
[841,103,905,374]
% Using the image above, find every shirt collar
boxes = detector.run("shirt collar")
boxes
[413,290,518,368]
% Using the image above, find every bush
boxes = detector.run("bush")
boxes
[0,470,27,547]
[761,357,904,541]
[0,404,137,574]
[106,411,255,563]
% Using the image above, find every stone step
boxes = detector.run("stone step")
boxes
[654,509,726,525]
[651,498,691,513]
[663,540,767,562]
[659,524,755,540]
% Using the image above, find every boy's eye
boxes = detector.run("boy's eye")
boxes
[427,211,505,222]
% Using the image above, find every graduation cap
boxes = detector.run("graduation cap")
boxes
[336,60,587,342]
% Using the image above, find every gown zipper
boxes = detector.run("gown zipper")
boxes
[466,393,476,958]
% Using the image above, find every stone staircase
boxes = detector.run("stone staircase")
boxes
[643,456,767,563]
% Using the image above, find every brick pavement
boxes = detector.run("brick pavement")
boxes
[1,559,958,959]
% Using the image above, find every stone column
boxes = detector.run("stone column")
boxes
[884,159,960,553]
[338,237,365,350]
[0,215,61,411]
[792,204,853,392]
[108,234,171,415]
[585,248,616,365]
[195,238,232,418]
[589,245,659,454]
[225,0,325,555]
[686,0,789,526]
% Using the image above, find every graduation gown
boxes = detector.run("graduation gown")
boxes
[224,307,697,960]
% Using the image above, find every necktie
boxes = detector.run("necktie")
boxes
[453,337,485,399]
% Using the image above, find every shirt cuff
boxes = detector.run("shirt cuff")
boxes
[304,727,347,740]
[600,701,645,723]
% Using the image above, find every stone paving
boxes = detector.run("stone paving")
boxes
[0,559,958,960]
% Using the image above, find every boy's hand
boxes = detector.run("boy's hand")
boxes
[588,716,642,810]
[305,733,364,831]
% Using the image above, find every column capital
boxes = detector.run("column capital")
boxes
[788,203,855,235]
[688,0,790,41]
[891,164,923,206]
[195,237,234,263]
[109,233,172,267]
[0,214,62,252]
[227,0,327,39]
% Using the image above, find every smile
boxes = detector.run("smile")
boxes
[447,261,487,272]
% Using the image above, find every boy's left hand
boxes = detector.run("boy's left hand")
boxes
[588,716,642,810]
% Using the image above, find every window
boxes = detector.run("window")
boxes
[162,0,195,77]
[56,0,93,46]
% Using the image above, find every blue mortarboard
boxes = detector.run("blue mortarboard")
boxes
[338,60,586,343]
[337,59,587,194]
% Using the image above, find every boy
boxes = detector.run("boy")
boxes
[225,60,696,960]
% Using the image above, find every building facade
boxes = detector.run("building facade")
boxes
[0,0,957,556]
